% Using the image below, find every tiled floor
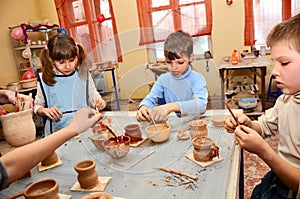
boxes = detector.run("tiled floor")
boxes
[0,96,278,198]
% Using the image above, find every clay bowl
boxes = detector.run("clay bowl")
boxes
[89,133,109,150]
[20,78,37,89]
[92,123,107,134]
[146,123,171,143]
[23,178,59,199]
[102,135,130,159]
[211,114,226,127]
[81,192,113,199]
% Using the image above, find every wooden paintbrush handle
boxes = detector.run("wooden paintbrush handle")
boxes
[155,168,198,181]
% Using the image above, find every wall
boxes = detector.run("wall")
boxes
[0,0,273,100]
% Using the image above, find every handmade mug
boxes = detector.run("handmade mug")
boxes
[192,137,219,162]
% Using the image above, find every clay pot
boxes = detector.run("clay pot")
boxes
[178,120,208,139]
[124,123,142,143]
[20,78,37,89]
[189,120,208,139]
[41,152,59,166]
[211,114,226,127]
[0,109,36,147]
[192,137,219,162]
[23,178,59,199]
[102,136,130,159]
[74,160,99,189]
[89,133,109,150]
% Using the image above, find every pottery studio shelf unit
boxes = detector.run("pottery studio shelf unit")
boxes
[9,25,59,80]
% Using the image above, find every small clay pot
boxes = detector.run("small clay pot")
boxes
[192,137,219,162]
[23,178,59,199]
[178,120,208,139]
[74,160,99,189]
[124,123,142,143]
[41,152,58,166]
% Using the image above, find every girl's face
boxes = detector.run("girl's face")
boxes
[166,54,193,77]
[54,57,78,75]
[271,42,300,95]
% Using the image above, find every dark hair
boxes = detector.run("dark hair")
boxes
[164,30,193,60]
[40,33,91,86]
[266,13,300,53]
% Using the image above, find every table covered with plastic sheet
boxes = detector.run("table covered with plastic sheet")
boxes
[0,110,241,199]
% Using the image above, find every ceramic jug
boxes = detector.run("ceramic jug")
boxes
[74,160,98,189]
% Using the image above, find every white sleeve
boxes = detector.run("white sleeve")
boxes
[88,73,102,107]
[33,82,46,114]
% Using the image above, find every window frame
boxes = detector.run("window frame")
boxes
[136,0,213,61]
[54,0,122,63]
[244,0,298,48]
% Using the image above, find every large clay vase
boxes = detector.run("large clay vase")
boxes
[124,123,142,143]
[23,178,59,199]
[189,120,208,139]
[74,160,98,189]
[192,137,219,162]
[0,109,36,147]
[41,152,59,166]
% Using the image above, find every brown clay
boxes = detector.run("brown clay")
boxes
[192,137,219,162]
[41,152,58,166]
[74,160,98,189]
[124,123,142,143]
[23,178,59,199]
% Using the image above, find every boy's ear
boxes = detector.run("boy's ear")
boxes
[189,53,194,62]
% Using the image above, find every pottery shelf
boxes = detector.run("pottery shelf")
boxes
[8,26,58,80]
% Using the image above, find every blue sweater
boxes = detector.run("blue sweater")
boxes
[140,66,208,116]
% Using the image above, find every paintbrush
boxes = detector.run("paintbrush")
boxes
[99,121,119,142]
[155,167,198,181]
[224,101,239,125]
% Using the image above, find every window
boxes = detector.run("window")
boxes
[244,0,300,48]
[136,0,212,61]
[55,0,122,63]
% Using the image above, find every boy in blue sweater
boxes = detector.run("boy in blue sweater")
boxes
[136,30,208,122]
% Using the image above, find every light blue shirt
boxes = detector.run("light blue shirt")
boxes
[139,66,208,116]
[38,71,88,136]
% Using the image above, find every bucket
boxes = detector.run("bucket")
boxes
[0,109,36,147]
